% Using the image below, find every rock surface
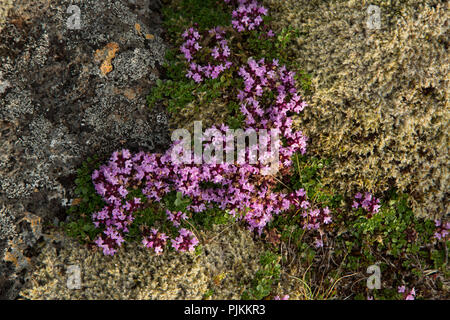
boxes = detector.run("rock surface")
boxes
[0,0,169,299]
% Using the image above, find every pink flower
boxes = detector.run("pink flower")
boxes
[352,192,380,217]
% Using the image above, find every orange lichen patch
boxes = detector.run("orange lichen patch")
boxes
[135,23,141,33]
[4,247,31,271]
[9,17,26,30]
[145,33,154,40]
[8,238,22,247]
[107,49,116,59]
[94,42,119,76]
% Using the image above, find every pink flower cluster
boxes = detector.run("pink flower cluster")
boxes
[230,1,268,32]
[433,220,449,241]
[398,286,416,300]
[94,226,126,256]
[352,192,381,218]
[209,27,231,63]
[89,50,317,255]
[182,27,232,83]
[91,150,145,255]
[142,228,168,255]
[288,188,310,210]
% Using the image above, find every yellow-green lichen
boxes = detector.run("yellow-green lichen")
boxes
[20,223,264,300]
[263,0,449,219]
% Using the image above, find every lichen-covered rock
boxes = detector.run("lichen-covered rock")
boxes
[20,223,263,300]
[0,0,13,32]
[263,0,449,219]
[0,0,169,299]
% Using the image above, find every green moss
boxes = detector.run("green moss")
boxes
[191,207,233,231]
